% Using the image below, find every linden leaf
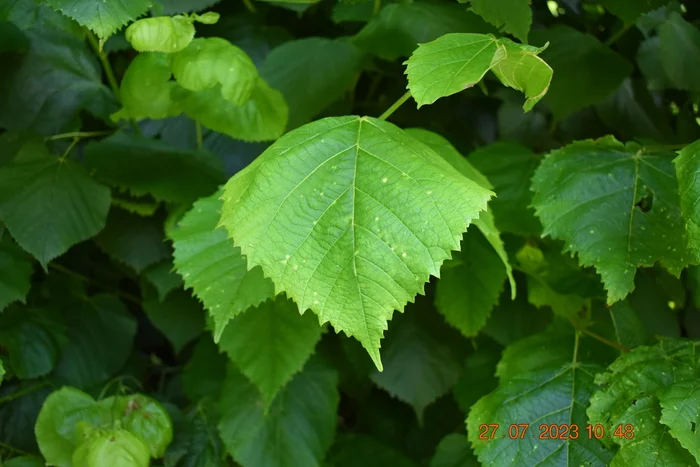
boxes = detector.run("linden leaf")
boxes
[405,33,506,107]
[491,38,552,112]
[674,139,700,262]
[171,37,259,106]
[220,116,492,369]
[125,15,195,53]
[168,190,275,339]
[44,0,150,39]
[531,136,691,304]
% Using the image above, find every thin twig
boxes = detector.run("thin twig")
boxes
[0,381,51,406]
[47,131,113,141]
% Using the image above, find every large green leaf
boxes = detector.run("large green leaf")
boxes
[218,357,338,467]
[467,329,614,466]
[468,142,541,236]
[675,140,700,262]
[531,136,691,304]
[168,190,275,339]
[0,236,33,311]
[0,307,66,379]
[369,309,462,422]
[0,10,116,134]
[95,208,169,273]
[588,340,700,465]
[85,132,225,204]
[468,0,531,43]
[405,33,506,107]
[435,229,507,338]
[173,77,288,142]
[172,37,259,106]
[529,26,632,120]
[43,0,150,39]
[491,38,552,112]
[659,12,700,92]
[220,116,492,369]
[217,297,323,407]
[53,295,137,388]
[352,3,495,61]
[0,141,111,267]
[261,37,365,129]
[600,0,676,24]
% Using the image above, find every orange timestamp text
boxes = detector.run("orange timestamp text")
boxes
[477,423,635,440]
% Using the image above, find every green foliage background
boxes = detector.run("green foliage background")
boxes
[1,0,700,466]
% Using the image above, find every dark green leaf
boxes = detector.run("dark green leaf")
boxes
[0,141,111,267]
[43,0,151,39]
[218,357,339,467]
[143,289,205,354]
[468,0,531,43]
[85,132,225,204]
[0,236,33,311]
[599,0,671,23]
[142,260,184,302]
[659,12,700,92]
[327,434,419,467]
[674,139,700,262]
[430,434,478,467]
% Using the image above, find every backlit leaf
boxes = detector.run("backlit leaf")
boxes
[172,37,259,106]
[44,0,150,39]
[0,141,110,267]
[491,38,552,112]
[531,136,691,303]
[168,190,275,339]
[125,15,195,53]
[220,116,492,369]
[405,33,506,107]
[217,296,323,407]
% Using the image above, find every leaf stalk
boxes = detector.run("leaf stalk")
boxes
[378,91,412,121]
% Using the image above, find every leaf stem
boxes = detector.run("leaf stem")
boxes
[0,381,51,407]
[59,138,80,162]
[86,31,120,101]
[47,131,112,141]
[378,91,412,121]
[195,120,203,150]
[605,23,632,47]
[0,441,32,456]
[571,319,630,353]
[243,0,256,13]
[373,0,381,15]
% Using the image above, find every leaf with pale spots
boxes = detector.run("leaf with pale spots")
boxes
[588,340,700,465]
[220,116,492,370]
[531,136,692,304]
[674,139,700,263]
[168,190,275,340]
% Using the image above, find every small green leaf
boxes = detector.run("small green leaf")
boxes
[0,141,111,267]
[531,136,691,304]
[193,11,220,24]
[72,428,150,467]
[369,310,462,422]
[220,116,492,369]
[143,289,205,354]
[491,38,552,111]
[0,236,33,311]
[217,296,323,407]
[405,33,506,107]
[218,357,339,467]
[112,53,182,122]
[435,229,507,338]
[100,394,174,458]
[35,387,110,467]
[168,190,275,339]
[125,15,195,53]
[529,26,632,120]
[85,132,225,204]
[172,38,259,106]
[430,434,478,467]
[353,3,495,61]
[468,0,531,43]
[675,139,700,262]
[468,142,541,236]
[173,77,288,142]
[659,12,700,92]
[261,37,365,129]
[43,0,150,39]
[95,209,170,273]
[141,260,183,302]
